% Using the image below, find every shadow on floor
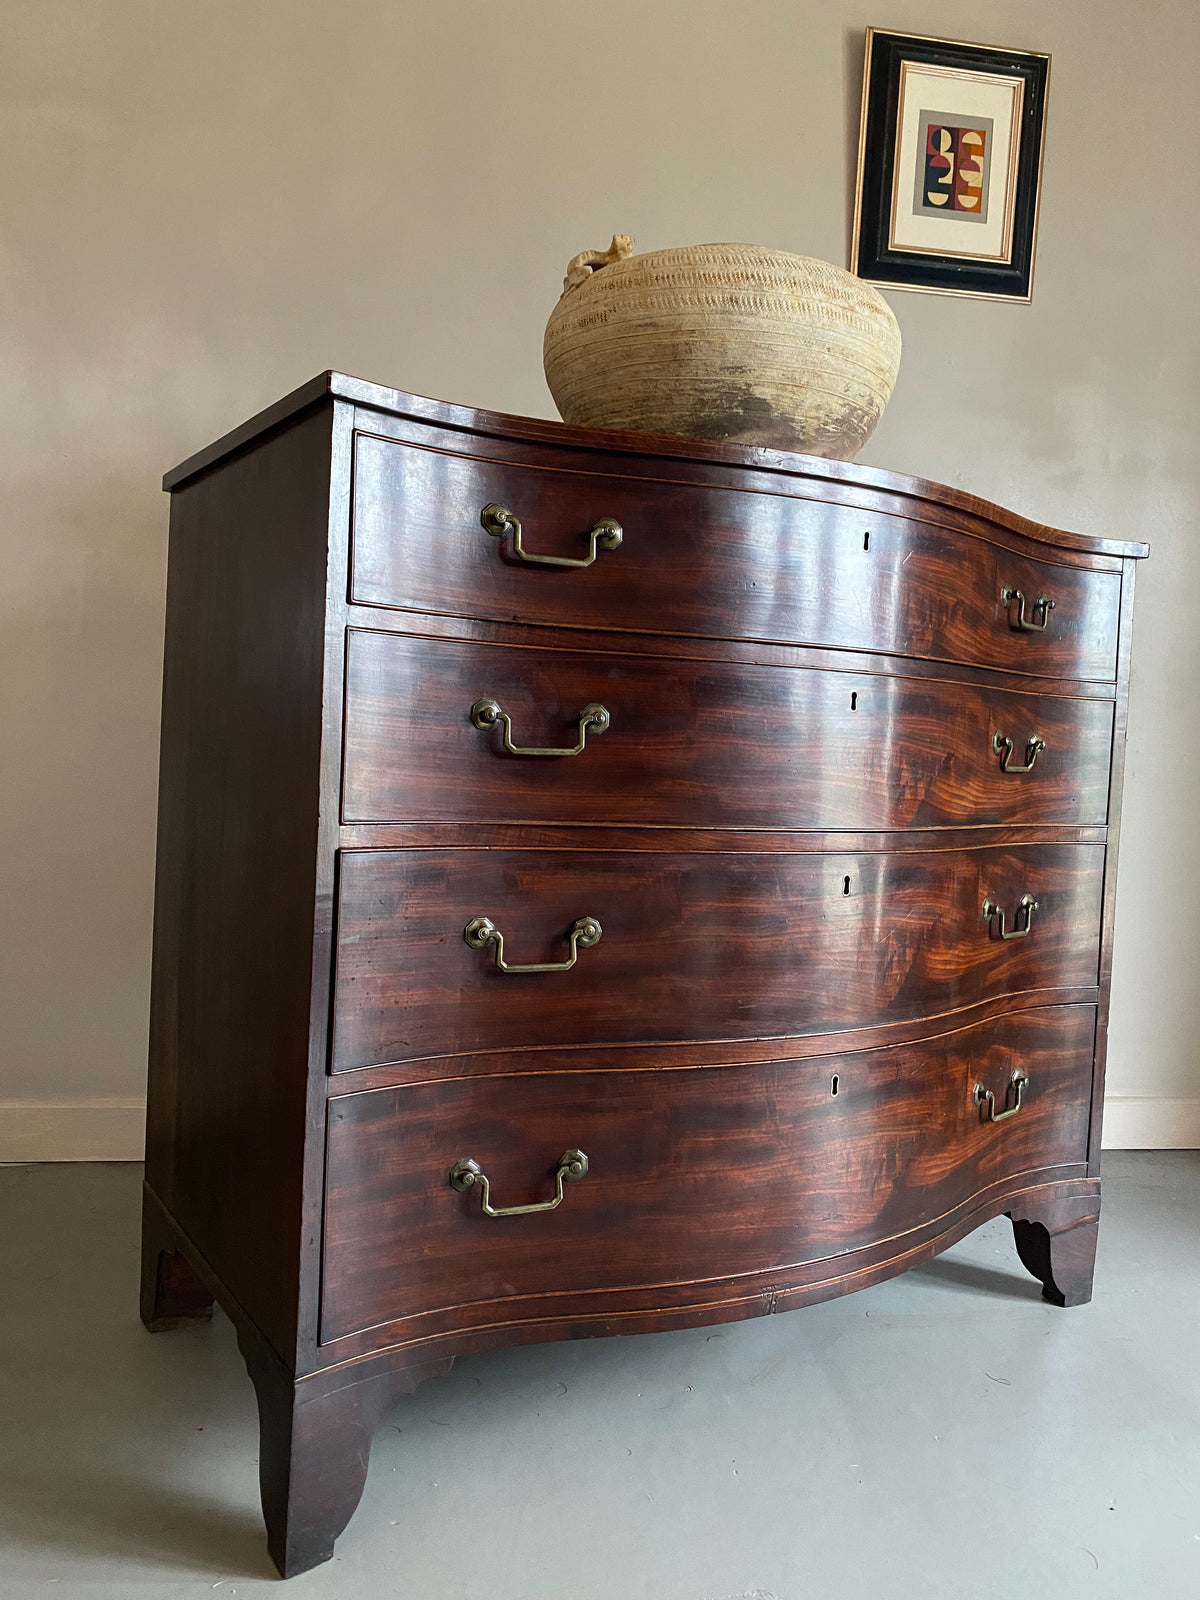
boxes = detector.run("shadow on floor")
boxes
[0,1164,276,1579]
[908,1254,1042,1301]
[1,1459,271,1577]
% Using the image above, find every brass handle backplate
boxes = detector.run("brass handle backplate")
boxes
[993,731,1046,772]
[975,1070,1029,1124]
[464,914,602,973]
[449,1149,589,1217]
[1001,587,1055,632]
[983,893,1039,941]
[482,502,623,568]
[471,697,610,756]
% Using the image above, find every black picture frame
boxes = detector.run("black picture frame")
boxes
[851,29,1051,302]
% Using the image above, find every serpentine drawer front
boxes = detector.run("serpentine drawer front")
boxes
[320,1004,1097,1345]
[330,844,1105,1071]
[342,628,1115,829]
[350,431,1123,680]
[145,375,1145,1576]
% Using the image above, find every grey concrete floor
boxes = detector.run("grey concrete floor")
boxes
[0,1157,1197,1599]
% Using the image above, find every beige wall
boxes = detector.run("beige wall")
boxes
[2,0,1197,1156]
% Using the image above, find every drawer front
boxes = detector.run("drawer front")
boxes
[342,630,1115,829]
[330,845,1105,1071]
[351,432,1121,679]
[321,1004,1096,1343]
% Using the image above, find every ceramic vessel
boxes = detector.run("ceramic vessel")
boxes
[543,236,902,460]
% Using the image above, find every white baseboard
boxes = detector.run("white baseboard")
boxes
[1100,1096,1200,1150]
[0,1094,1195,1163]
[0,1099,146,1162]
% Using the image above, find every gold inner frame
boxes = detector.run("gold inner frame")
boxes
[888,60,1024,263]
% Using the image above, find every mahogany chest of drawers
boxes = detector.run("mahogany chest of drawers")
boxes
[142,371,1147,1577]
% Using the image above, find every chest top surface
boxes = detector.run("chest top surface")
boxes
[164,370,1148,559]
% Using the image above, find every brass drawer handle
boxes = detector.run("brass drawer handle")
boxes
[975,1069,1029,1124]
[463,914,602,973]
[471,697,611,756]
[481,502,623,568]
[993,731,1046,772]
[982,893,1038,940]
[449,1149,589,1217]
[1001,586,1055,632]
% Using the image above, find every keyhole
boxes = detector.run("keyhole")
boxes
[850,692,858,711]
[863,531,870,551]
[831,1074,840,1096]
[842,875,851,896]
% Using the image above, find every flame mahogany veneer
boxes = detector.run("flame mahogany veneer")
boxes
[143,372,1146,1577]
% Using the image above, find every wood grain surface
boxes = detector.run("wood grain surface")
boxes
[342,628,1115,830]
[320,1003,1096,1343]
[350,431,1123,679]
[331,844,1105,1071]
[144,406,334,1361]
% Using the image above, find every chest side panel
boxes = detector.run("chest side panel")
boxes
[147,405,335,1363]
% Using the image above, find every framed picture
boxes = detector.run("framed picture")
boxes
[851,29,1050,302]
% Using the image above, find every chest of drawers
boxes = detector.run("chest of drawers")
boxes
[141,371,1147,1577]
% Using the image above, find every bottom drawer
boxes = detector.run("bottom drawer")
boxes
[320,1005,1095,1345]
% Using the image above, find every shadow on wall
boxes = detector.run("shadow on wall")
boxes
[842,26,867,262]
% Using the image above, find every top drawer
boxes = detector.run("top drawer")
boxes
[350,433,1122,681]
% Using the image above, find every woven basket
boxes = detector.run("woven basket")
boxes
[543,237,901,461]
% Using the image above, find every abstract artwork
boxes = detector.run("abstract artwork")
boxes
[920,121,989,217]
[852,31,1050,301]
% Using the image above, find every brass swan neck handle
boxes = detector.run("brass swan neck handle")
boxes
[975,1070,1029,1124]
[449,1150,590,1217]
[471,697,610,757]
[481,502,623,569]
[982,894,1039,940]
[1001,587,1055,632]
[463,915,602,974]
[993,731,1046,772]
